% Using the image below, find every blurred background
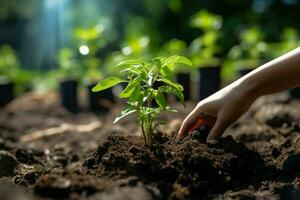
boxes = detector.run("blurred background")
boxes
[0,0,300,112]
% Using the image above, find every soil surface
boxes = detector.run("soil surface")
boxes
[1,91,300,199]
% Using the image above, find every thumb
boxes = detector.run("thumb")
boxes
[206,115,228,144]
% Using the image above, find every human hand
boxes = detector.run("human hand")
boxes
[178,81,258,143]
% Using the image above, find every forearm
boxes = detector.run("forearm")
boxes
[238,47,300,97]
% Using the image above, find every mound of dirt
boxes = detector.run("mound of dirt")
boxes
[83,132,272,199]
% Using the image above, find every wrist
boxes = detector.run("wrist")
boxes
[234,76,261,101]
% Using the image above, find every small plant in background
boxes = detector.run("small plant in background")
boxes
[267,28,300,58]
[120,17,155,59]
[58,48,83,80]
[57,48,82,113]
[0,45,36,94]
[74,26,104,84]
[0,45,22,83]
[190,10,223,67]
[92,55,192,146]
[227,26,267,71]
[161,39,187,56]
[160,39,189,71]
[189,11,223,100]
[280,28,300,52]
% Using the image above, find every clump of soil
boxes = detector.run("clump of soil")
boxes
[83,132,272,199]
[0,150,19,178]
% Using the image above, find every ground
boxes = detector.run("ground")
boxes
[1,91,300,199]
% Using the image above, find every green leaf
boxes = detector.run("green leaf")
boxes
[144,107,162,115]
[160,65,173,79]
[162,86,185,108]
[92,77,124,92]
[129,86,142,103]
[172,88,186,108]
[162,55,192,70]
[160,78,184,91]
[165,106,178,112]
[116,59,141,68]
[152,57,164,67]
[114,107,137,123]
[154,90,167,109]
[177,92,185,104]
[119,79,139,98]
[120,67,140,75]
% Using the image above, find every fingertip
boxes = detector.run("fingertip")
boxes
[207,129,222,142]
[206,139,218,144]
[188,118,206,133]
[177,134,183,140]
[177,110,201,139]
[177,122,189,139]
[177,129,186,139]
[177,132,182,138]
[206,118,225,142]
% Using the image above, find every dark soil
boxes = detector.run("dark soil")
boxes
[1,92,300,199]
[83,133,273,199]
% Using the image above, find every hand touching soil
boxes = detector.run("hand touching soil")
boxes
[179,47,300,142]
[178,79,257,143]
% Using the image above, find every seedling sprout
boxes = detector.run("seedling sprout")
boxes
[92,55,192,146]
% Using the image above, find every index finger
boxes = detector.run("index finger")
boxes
[178,112,216,138]
[177,109,201,138]
[188,117,214,133]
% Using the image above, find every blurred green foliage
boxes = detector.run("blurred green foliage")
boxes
[267,28,300,58]
[228,26,267,66]
[226,27,267,71]
[74,26,103,84]
[57,48,83,80]
[0,45,37,94]
[223,27,267,79]
[189,11,223,67]
[0,0,300,93]
[0,45,20,83]
[0,0,39,20]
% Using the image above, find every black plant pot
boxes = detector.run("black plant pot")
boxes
[59,80,78,113]
[88,83,115,113]
[289,88,300,99]
[176,73,191,101]
[0,82,14,107]
[238,68,253,77]
[198,67,221,101]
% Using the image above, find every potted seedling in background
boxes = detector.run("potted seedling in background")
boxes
[227,26,267,77]
[190,10,223,100]
[31,70,61,92]
[83,58,114,113]
[117,16,154,74]
[92,55,191,146]
[0,45,17,107]
[161,39,192,101]
[75,25,115,113]
[58,48,82,113]
[120,17,153,60]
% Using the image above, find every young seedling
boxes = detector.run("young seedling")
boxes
[92,55,192,146]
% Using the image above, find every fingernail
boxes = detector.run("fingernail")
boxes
[207,139,218,144]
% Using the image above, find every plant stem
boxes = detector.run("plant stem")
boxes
[140,118,147,145]
[146,96,153,146]
[148,116,153,145]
